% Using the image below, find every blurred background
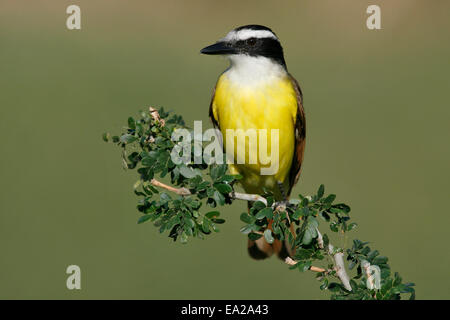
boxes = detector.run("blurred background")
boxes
[0,0,449,299]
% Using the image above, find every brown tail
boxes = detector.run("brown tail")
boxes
[246,203,295,260]
[248,237,293,260]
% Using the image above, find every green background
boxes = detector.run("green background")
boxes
[1,0,449,299]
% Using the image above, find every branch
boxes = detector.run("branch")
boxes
[150,176,351,290]
[231,191,267,204]
[107,107,416,300]
[285,257,326,273]
[150,179,191,196]
[150,178,268,203]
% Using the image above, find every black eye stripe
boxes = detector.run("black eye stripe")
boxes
[233,37,278,47]
[246,38,256,45]
[230,37,286,69]
[235,38,257,46]
[234,37,274,46]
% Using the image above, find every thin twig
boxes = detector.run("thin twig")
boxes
[310,266,327,273]
[231,191,267,204]
[150,179,191,196]
[316,227,325,249]
[149,179,268,203]
[149,106,165,126]
[285,257,327,273]
[285,257,297,266]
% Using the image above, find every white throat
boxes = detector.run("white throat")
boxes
[224,54,287,86]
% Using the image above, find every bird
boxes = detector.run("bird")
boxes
[201,25,306,260]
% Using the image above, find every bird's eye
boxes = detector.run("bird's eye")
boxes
[246,38,256,46]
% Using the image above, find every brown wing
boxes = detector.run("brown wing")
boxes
[287,73,306,196]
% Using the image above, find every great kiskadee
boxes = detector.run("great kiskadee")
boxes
[201,25,306,260]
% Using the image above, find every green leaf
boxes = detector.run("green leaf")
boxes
[137,215,152,224]
[184,218,195,228]
[256,207,273,220]
[347,222,358,231]
[307,216,319,229]
[319,211,330,222]
[136,122,143,135]
[333,203,351,214]
[128,117,136,129]
[323,194,336,204]
[302,229,313,245]
[218,174,239,183]
[102,132,110,142]
[367,250,379,260]
[201,218,211,233]
[393,272,402,287]
[120,134,137,144]
[294,207,310,219]
[328,282,344,293]
[252,201,266,211]
[180,232,188,244]
[317,184,325,198]
[240,213,254,224]
[210,164,227,181]
[213,191,225,205]
[294,248,313,260]
[206,211,220,219]
[330,222,339,232]
[322,233,330,247]
[160,192,172,203]
[372,256,388,265]
[248,232,262,241]
[240,225,253,234]
[206,187,215,197]
[301,197,309,206]
[350,280,358,291]
[320,279,328,290]
[214,183,232,194]
[297,261,312,272]
[179,166,198,179]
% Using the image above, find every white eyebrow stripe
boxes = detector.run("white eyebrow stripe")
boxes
[222,29,278,42]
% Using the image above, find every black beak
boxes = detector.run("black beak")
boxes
[200,41,236,55]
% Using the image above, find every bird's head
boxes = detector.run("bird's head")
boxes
[200,25,286,69]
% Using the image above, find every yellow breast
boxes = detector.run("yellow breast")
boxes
[212,72,298,196]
